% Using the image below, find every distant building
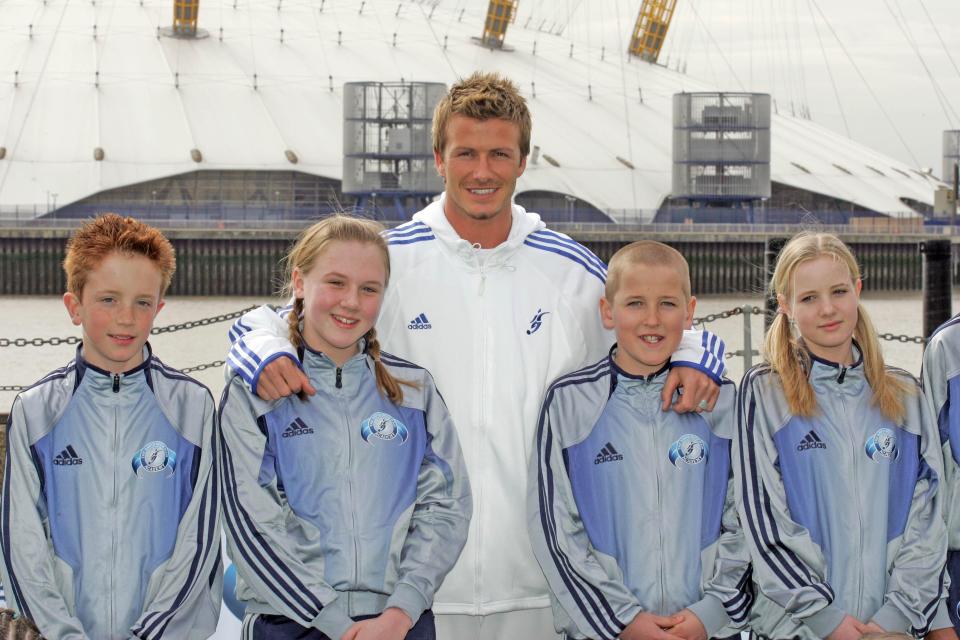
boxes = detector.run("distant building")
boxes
[0,0,946,222]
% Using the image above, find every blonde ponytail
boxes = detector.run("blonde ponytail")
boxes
[763,312,816,416]
[854,304,910,423]
[766,232,912,424]
[287,298,304,350]
[364,328,418,404]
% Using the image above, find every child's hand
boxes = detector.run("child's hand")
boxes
[663,609,706,640]
[825,614,867,640]
[927,627,960,640]
[861,621,885,634]
[340,608,413,640]
[620,611,684,640]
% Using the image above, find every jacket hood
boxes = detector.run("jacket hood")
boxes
[412,194,546,256]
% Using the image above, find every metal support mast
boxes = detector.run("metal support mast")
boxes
[629,0,677,63]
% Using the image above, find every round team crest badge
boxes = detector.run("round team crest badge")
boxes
[668,434,708,467]
[865,427,898,462]
[132,441,177,477]
[360,412,409,445]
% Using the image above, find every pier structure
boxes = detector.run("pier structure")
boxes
[0,222,954,297]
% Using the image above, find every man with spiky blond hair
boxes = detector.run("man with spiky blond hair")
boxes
[225,72,726,640]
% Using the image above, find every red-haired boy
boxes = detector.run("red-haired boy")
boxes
[0,214,221,639]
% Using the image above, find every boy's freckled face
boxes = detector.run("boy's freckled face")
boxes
[62,252,165,373]
[600,263,696,377]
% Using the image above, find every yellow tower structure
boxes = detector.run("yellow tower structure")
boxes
[629,0,676,63]
[481,0,518,49]
[172,0,200,37]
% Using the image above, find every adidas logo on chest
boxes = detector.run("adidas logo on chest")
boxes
[53,445,83,466]
[408,313,432,330]
[594,442,623,465]
[797,430,827,452]
[282,417,314,438]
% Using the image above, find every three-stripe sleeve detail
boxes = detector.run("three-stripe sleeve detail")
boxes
[227,336,261,385]
[218,385,326,623]
[385,222,435,246]
[737,367,835,605]
[1,412,34,622]
[912,563,946,637]
[722,567,754,623]
[698,331,726,379]
[524,231,607,284]
[535,361,628,640]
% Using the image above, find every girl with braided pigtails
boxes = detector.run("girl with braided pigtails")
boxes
[735,232,950,640]
[219,215,471,640]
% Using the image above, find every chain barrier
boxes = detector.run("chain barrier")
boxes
[181,360,226,373]
[0,304,929,390]
[694,305,924,344]
[0,359,228,392]
[0,306,258,348]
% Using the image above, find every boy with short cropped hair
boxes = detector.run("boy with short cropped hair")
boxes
[923,314,960,640]
[527,240,751,640]
[0,214,221,640]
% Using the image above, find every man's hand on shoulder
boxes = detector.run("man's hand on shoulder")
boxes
[661,366,720,414]
[255,356,316,401]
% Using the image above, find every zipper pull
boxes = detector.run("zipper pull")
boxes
[112,373,120,393]
[478,274,486,296]
[335,367,342,389]
[837,366,846,384]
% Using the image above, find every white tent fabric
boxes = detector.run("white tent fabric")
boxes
[0,0,941,216]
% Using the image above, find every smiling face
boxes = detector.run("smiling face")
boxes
[293,240,387,367]
[778,255,862,364]
[62,251,165,373]
[434,115,526,240]
[600,263,696,376]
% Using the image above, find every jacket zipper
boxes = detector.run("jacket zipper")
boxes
[651,398,666,612]
[337,369,360,587]
[474,272,488,612]
[111,404,119,633]
[112,373,120,393]
[839,390,865,614]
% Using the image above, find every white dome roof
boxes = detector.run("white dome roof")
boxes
[0,0,943,216]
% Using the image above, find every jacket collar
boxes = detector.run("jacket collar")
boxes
[74,342,153,394]
[608,344,671,399]
[806,341,866,392]
[298,339,371,393]
[413,194,546,264]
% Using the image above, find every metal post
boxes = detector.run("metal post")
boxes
[742,304,753,371]
[952,162,958,230]
[922,239,952,339]
[764,237,788,330]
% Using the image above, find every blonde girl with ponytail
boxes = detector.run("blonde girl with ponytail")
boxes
[219,215,472,640]
[736,232,948,640]
[283,215,413,403]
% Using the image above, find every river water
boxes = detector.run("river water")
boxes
[0,292,955,410]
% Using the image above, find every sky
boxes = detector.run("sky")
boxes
[654,0,960,178]
[531,0,960,179]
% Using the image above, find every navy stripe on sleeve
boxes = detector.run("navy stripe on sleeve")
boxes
[536,362,629,640]
[1,411,34,622]
[523,237,606,284]
[218,384,326,623]
[528,230,608,275]
[737,366,835,604]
